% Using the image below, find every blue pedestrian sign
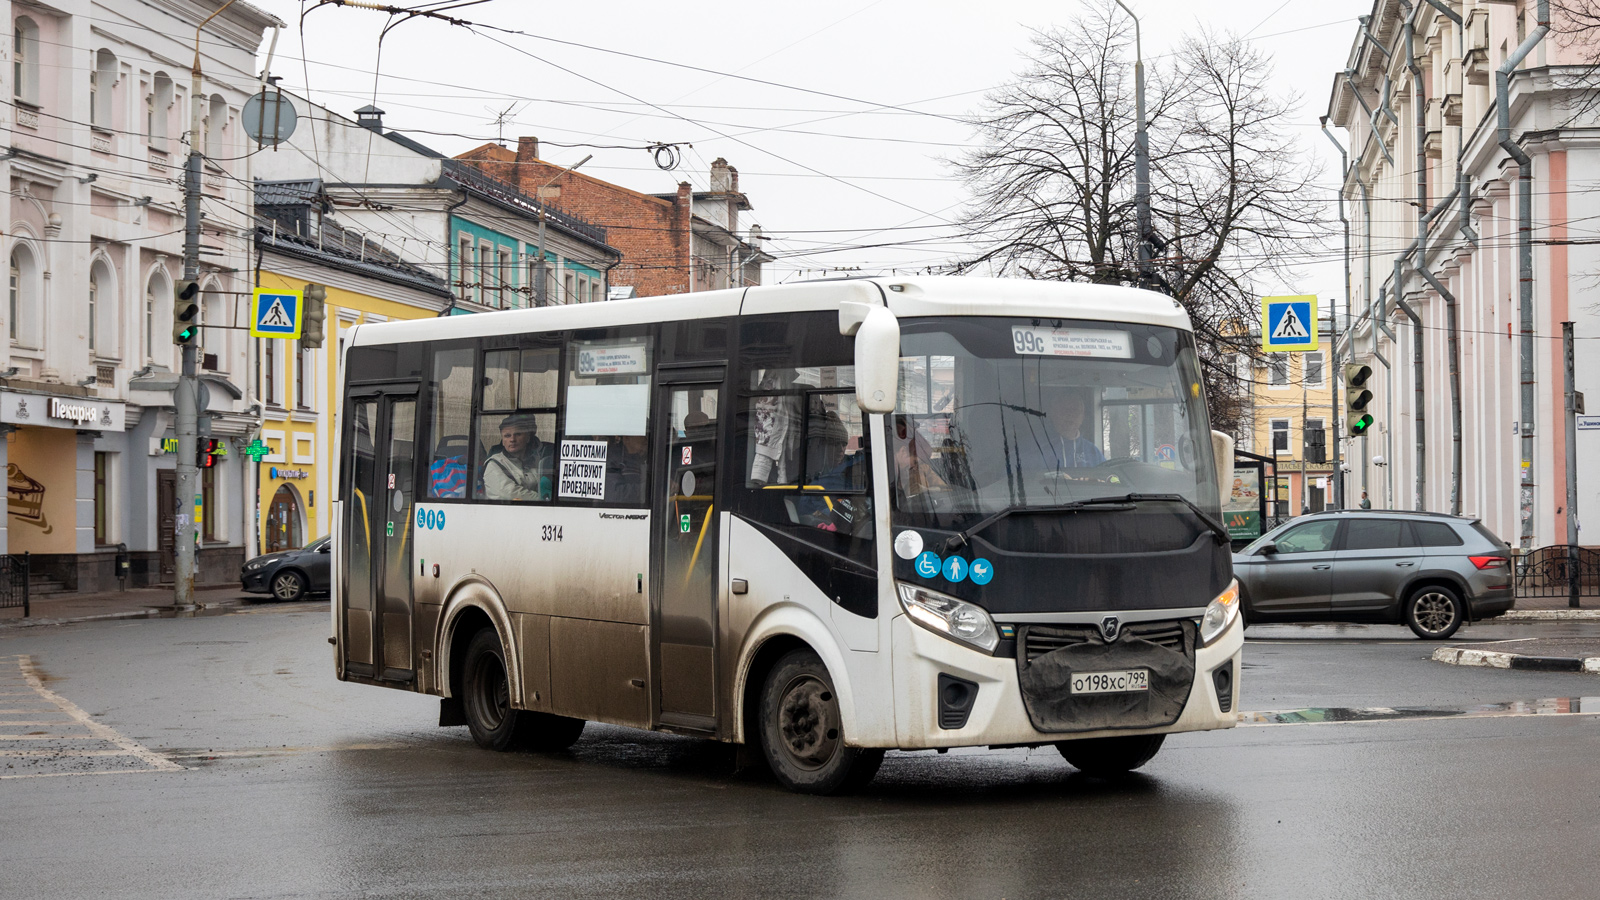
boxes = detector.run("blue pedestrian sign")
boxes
[942,556,969,583]
[250,288,303,339]
[1261,295,1318,352]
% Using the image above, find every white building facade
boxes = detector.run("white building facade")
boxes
[2,0,277,589]
[1328,0,1599,549]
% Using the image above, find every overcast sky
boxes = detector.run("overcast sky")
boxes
[256,0,1371,300]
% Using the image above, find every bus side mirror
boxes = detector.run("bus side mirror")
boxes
[1211,430,1234,494]
[850,305,900,414]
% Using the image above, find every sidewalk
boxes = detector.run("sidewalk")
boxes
[0,584,262,628]
[1499,591,1600,620]
[1435,638,1600,675]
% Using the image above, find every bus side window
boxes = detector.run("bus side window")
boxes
[426,346,475,500]
[560,332,652,506]
[474,345,562,503]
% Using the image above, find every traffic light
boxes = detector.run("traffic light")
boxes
[302,283,327,349]
[1344,363,1374,438]
[173,280,200,345]
[197,437,222,468]
[1305,425,1326,464]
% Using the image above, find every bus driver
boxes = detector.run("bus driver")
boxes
[1046,391,1105,470]
[483,414,553,501]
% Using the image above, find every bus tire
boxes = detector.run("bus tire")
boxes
[1057,733,1165,777]
[462,628,519,752]
[758,649,883,795]
[514,711,585,752]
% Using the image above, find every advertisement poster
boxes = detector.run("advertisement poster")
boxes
[1224,465,1262,541]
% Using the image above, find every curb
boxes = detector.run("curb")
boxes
[0,597,252,630]
[1500,609,1600,621]
[1433,646,1600,674]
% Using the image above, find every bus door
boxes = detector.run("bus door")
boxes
[342,385,419,682]
[654,371,724,730]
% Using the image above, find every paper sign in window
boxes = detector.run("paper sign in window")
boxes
[563,384,649,436]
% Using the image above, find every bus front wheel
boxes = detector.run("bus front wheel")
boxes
[1057,734,1165,777]
[758,649,883,795]
[462,628,519,751]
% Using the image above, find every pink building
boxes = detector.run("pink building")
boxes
[1328,0,1599,549]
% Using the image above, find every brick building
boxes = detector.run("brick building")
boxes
[456,138,768,297]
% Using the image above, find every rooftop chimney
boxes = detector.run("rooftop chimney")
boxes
[516,136,540,168]
[710,158,732,193]
[355,105,385,132]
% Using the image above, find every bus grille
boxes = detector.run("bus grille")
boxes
[1022,620,1188,662]
[1022,625,1097,662]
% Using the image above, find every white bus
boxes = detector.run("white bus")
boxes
[334,277,1243,793]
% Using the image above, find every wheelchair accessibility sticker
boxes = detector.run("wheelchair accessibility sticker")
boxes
[914,551,941,578]
[416,508,447,531]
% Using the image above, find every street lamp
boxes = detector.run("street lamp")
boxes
[533,154,592,307]
[1113,0,1152,289]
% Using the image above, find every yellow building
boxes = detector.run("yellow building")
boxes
[1243,319,1341,517]
[253,182,452,553]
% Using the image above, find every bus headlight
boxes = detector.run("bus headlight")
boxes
[897,583,999,654]
[1199,580,1241,647]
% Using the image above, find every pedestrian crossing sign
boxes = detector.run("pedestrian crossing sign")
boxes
[1261,295,1318,352]
[250,288,303,339]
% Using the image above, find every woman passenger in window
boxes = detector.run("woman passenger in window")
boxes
[484,414,553,501]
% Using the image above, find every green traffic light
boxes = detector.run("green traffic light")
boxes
[1351,414,1373,436]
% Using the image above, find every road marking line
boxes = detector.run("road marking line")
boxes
[0,656,180,777]
[1,768,172,781]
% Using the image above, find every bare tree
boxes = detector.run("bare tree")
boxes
[954,3,1324,432]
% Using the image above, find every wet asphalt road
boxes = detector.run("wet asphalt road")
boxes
[2,607,1597,900]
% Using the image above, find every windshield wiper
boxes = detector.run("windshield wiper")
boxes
[943,499,1136,553]
[951,401,1046,417]
[1080,493,1232,545]
[942,492,1229,554]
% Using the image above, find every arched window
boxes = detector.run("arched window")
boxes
[89,258,117,357]
[13,17,38,105]
[201,286,227,367]
[206,94,227,159]
[8,244,41,348]
[146,268,172,365]
[150,72,172,147]
[92,49,117,128]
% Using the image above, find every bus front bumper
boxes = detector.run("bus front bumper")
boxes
[888,611,1243,749]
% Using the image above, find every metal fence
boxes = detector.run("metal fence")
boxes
[0,553,29,616]
[1513,545,1600,604]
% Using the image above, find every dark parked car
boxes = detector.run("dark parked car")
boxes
[241,536,331,601]
[1233,510,1514,639]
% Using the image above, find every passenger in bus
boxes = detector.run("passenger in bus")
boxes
[893,415,947,497]
[1045,391,1105,469]
[606,434,648,504]
[797,412,868,531]
[483,414,553,501]
[428,436,469,499]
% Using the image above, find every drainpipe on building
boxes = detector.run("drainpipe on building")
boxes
[1496,0,1550,548]
[1344,72,1395,166]
[1405,7,1463,515]
[1392,256,1426,511]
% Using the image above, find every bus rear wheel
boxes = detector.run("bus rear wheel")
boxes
[758,649,883,795]
[1057,734,1166,777]
[462,628,519,751]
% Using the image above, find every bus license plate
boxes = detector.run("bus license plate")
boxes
[1070,669,1149,695]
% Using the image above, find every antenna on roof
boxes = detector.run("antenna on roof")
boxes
[486,102,524,147]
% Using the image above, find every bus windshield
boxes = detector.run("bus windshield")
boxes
[890,316,1218,527]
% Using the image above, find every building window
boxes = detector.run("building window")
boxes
[1305,351,1324,387]
[1271,418,1290,453]
[8,257,18,341]
[477,244,491,304]
[497,248,512,307]
[150,72,172,147]
[563,272,575,305]
[457,237,472,300]
[296,341,309,408]
[202,464,217,542]
[1268,356,1289,387]
[264,338,278,406]
[93,452,110,544]
[13,17,37,105]
[206,94,226,159]
[145,287,154,360]
[92,49,117,129]
[88,278,97,353]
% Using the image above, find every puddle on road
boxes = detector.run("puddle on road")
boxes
[1242,696,1599,726]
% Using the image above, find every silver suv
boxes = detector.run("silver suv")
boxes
[1233,510,1514,639]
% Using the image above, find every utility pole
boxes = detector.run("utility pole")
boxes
[1563,322,1580,608]
[533,154,592,307]
[174,1,237,608]
[1114,0,1151,289]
